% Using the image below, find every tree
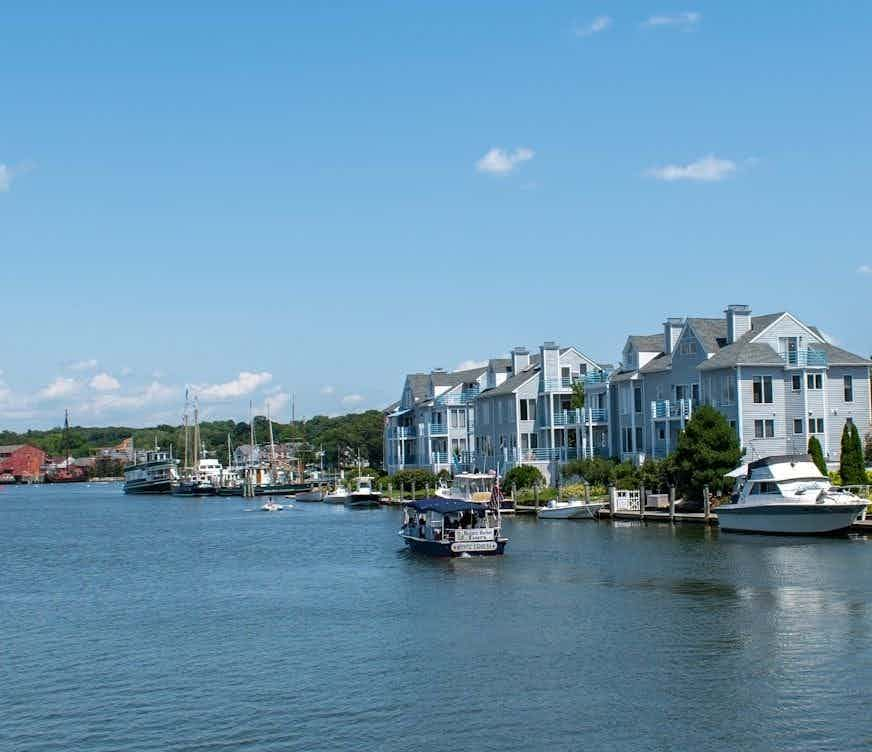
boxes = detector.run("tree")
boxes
[639,458,669,493]
[865,432,872,466]
[671,405,742,501]
[504,465,544,490]
[840,422,866,485]
[807,435,827,475]
[570,381,585,410]
[561,457,616,486]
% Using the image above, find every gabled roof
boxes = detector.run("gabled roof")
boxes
[405,373,431,402]
[684,318,727,353]
[431,366,488,388]
[476,367,540,398]
[639,353,672,374]
[627,333,664,352]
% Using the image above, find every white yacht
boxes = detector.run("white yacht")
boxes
[718,454,867,535]
[323,485,349,504]
[345,476,382,508]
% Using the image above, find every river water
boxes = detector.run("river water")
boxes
[1,483,870,751]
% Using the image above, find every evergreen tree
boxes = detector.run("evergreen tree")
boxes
[807,435,827,475]
[671,405,742,501]
[849,422,867,483]
[839,422,867,485]
[865,431,872,466]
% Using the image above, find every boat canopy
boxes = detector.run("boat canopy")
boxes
[406,499,482,514]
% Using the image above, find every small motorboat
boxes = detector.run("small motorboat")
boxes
[345,476,382,508]
[260,500,284,512]
[717,454,867,535]
[537,499,605,519]
[399,499,508,556]
[323,485,349,504]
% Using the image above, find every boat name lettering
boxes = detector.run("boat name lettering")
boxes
[454,529,494,542]
[451,541,498,552]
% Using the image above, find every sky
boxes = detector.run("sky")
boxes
[2,2,871,430]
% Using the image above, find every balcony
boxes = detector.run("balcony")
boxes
[583,370,610,385]
[780,348,828,368]
[435,387,480,406]
[431,451,449,464]
[551,408,609,426]
[651,399,694,421]
[428,423,448,436]
[391,426,416,439]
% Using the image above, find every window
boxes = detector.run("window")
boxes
[808,418,824,434]
[692,383,699,403]
[658,428,665,440]
[791,374,802,391]
[729,420,737,434]
[844,375,853,402]
[680,341,696,355]
[633,387,642,413]
[807,374,823,390]
[635,427,643,451]
[675,384,686,401]
[754,419,775,438]
[753,376,773,404]
[519,399,536,422]
[793,418,803,434]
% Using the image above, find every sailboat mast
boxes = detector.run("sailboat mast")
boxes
[193,398,200,467]
[267,403,276,465]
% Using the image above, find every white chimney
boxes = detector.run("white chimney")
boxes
[663,318,683,355]
[725,304,752,344]
[511,346,530,376]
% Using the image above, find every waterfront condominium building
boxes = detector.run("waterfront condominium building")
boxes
[383,364,495,475]
[601,305,872,467]
[472,342,609,484]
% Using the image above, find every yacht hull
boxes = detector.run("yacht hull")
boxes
[537,502,604,519]
[172,483,217,497]
[345,493,382,508]
[717,503,866,535]
[123,478,175,495]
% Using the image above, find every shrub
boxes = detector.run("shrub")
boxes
[504,465,545,490]
[391,468,438,491]
[561,457,616,487]
[808,435,827,475]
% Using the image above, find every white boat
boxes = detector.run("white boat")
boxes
[323,485,349,504]
[345,475,382,508]
[436,472,514,513]
[537,499,605,519]
[260,500,284,512]
[399,499,507,556]
[717,454,867,535]
[123,444,180,494]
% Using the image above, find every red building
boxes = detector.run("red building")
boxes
[0,445,47,482]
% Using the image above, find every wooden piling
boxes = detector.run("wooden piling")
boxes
[669,485,676,522]
[703,485,711,521]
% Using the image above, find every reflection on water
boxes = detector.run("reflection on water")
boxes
[1,484,870,752]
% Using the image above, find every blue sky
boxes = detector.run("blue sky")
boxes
[2,2,871,429]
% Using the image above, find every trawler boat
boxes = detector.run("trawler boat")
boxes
[123,447,180,494]
[718,454,867,535]
[399,499,508,556]
[436,472,515,513]
[537,499,605,519]
[345,476,382,508]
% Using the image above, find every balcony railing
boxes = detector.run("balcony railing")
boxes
[780,348,828,367]
[550,408,609,426]
[431,451,449,464]
[583,370,610,385]
[435,388,480,406]
[651,399,694,421]
[428,423,448,436]
[391,426,416,439]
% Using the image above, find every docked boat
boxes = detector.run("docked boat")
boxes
[294,484,327,502]
[345,476,382,508]
[717,454,867,535]
[123,446,180,494]
[323,485,349,503]
[436,472,515,513]
[537,499,605,519]
[399,499,508,556]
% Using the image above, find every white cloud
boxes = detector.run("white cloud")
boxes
[574,16,612,37]
[455,359,488,371]
[89,372,121,392]
[67,358,98,372]
[194,371,273,401]
[476,147,535,176]
[341,394,365,406]
[78,381,177,415]
[320,385,335,395]
[643,12,701,29]
[37,377,81,401]
[264,390,290,417]
[645,155,736,182]
[0,165,11,192]
[857,264,872,275]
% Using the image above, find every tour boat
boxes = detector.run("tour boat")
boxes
[399,499,507,556]
[537,499,605,519]
[717,454,867,535]
[123,446,180,494]
[345,476,382,508]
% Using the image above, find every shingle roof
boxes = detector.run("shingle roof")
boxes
[698,342,784,371]
[610,368,638,383]
[639,353,672,374]
[406,373,431,402]
[809,343,872,366]
[685,318,727,353]
[476,367,540,398]
[628,334,664,352]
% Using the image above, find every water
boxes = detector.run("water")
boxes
[1,484,870,752]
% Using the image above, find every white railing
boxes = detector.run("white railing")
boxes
[613,489,641,512]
